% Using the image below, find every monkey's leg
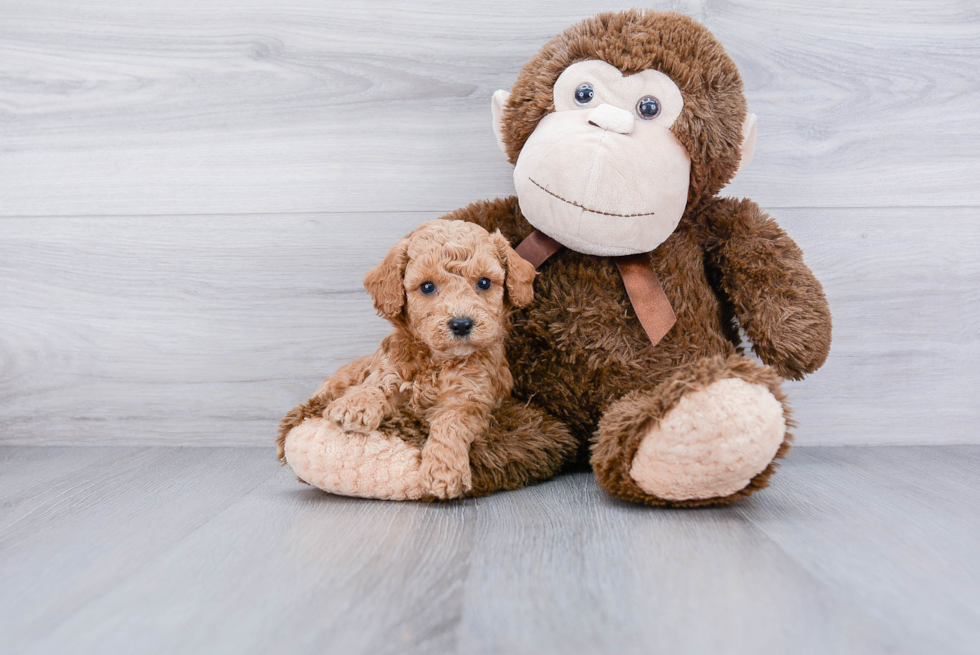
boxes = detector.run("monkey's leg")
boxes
[467,399,579,497]
[282,410,428,501]
[281,400,578,501]
[591,355,791,507]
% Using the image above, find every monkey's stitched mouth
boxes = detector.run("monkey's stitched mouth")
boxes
[528,178,656,218]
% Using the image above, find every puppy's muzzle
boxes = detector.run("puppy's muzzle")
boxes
[448,317,474,338]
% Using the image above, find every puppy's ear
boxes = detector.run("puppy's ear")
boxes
[364,238,410,319]
[490,231,536,308]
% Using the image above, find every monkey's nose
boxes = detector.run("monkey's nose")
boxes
[448,317,474,338]
[587,103,634,135]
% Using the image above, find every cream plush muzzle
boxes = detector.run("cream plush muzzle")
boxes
[492,59,757,257]
[512,108,691,256]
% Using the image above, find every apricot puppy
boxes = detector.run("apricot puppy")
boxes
[298,219,535,499]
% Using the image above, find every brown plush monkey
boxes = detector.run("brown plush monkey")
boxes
[280,10,831,506]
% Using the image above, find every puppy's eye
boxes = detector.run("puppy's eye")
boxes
[419,281,436,295]
[574,83,595,106]
[636,95,661,120]
[476,277,492,291]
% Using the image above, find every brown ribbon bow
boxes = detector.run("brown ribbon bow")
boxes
[515,229,676,346]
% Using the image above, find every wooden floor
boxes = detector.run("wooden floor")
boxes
[1,446,977,654]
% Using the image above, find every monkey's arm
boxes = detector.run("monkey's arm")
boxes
[443,196,533,247]
[703,198,832,380]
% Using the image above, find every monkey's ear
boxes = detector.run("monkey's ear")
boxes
[490,231,536,308]
[736,112,758,175]
[491,90,511,158]
[364,238,410,319]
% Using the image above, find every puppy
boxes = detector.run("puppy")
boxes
[304,219,535,499]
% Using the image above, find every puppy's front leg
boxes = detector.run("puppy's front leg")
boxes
[420,403,489,499]
[325,385,392,433]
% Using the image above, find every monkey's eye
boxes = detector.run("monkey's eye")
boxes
[574,83,595,106]
[476,277,492,291]
[636,96,661,120]
[419,281,436,295]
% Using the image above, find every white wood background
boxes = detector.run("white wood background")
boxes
[1,0,978,446]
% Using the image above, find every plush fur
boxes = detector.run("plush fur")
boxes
[594,354,793,506]
[629,377,786,501]
[284,416,427,500]
[445,187,827,505]
[499,10,749,206]
[279,9,831,506]
[280,393,579,500]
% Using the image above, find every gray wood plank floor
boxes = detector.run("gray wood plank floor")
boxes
[1,445,977,655]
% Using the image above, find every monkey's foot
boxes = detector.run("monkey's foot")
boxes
[629,377,785,501]
[593,355,791,506]
[283,417,425,500]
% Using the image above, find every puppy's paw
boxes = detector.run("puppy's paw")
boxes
[420,454,473,500]
[324,386,387,433]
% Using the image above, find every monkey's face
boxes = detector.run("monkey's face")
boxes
[506,60,692,256]
[492,12,758,254]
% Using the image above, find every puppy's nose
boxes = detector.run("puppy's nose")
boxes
[448,317,474,338]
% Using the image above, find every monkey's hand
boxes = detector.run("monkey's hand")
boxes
[743,284,832,381]
[706,199,832,380]
[324,385,389,433]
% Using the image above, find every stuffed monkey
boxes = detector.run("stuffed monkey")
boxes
[280,9,831,506]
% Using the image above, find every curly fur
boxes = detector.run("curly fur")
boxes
[277,219,537,499]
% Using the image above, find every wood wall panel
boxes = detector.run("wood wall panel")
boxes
[1,208,975,445]
[0,0,977,215]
